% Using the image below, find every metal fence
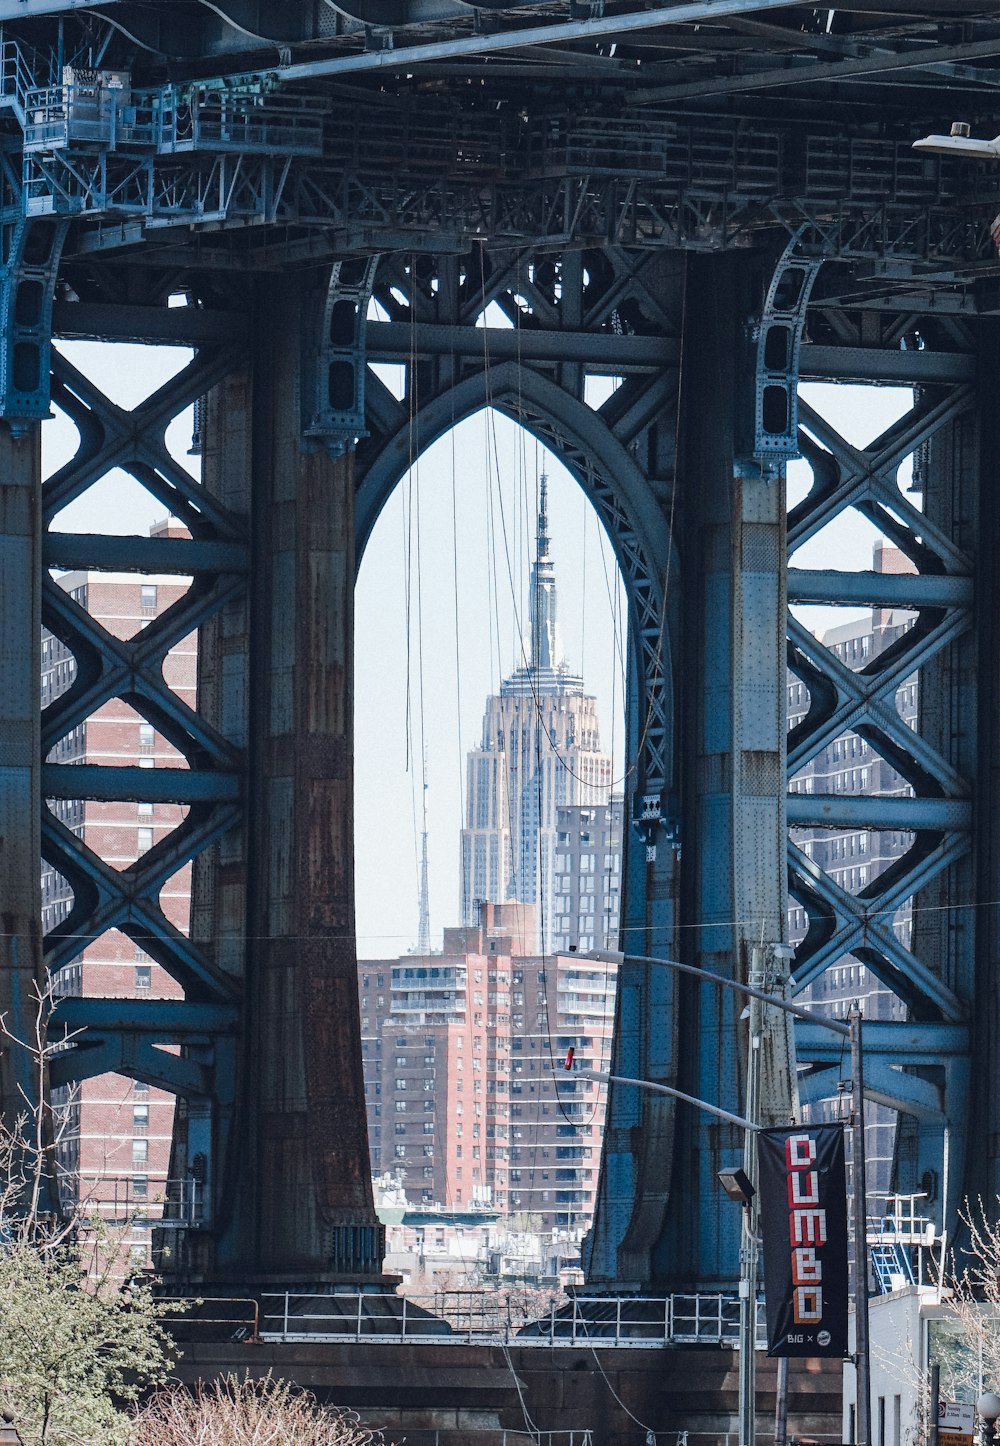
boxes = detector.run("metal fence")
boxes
[259,1291,768,1348]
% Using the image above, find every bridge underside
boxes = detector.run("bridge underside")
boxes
[0,0,996,1292]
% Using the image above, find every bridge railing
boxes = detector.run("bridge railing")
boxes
[259,1291,766,1348]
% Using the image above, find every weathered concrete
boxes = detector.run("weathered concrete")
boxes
[174,1340,843,1446]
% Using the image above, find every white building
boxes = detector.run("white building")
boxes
[460,477,612,953]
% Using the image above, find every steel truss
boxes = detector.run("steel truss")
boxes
[789,289,983,1232]
[37,308,247,1188]
[16,226,995,1284]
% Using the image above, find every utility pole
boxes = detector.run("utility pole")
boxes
[739,943,766,1446]
[850,1005,871,1446]
[585,948,873,1446]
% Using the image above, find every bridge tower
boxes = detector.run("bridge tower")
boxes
[0,2,994,1298]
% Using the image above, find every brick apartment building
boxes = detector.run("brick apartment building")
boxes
[43,520,194,1264]
[360,901,616,1232]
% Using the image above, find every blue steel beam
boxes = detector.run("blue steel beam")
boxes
[786,795,971,830]
[50,998,239,1033]
[787,568,972,609]
[798,345,976,386]
[796,1020,969,1063]
[43,534,248,575]
[798,1061,943,1123]
[48,1037,212,1096]
[41,763,241,804]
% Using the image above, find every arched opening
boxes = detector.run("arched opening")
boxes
[354,403,633,1294]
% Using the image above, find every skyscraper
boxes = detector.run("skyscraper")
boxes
[460,478,612,953]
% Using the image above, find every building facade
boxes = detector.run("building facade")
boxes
[43,521,194,1265]
[788,540,917,1205]
[360,901,616,1233]
[551,797,624,955]
[460,478,613,953]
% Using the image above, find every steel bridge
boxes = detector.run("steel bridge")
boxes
[0,0,996,1294]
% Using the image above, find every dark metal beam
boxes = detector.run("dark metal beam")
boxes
[51,997,240,1033]
[635,31,1000,103]
[42,763,242,804]
[787,567,972,608]
[52,302,247,347]
[43,534,248,575]
[799,344,976,385]
[366,320,678,368]
[787,793,970,830]
[278,0,804,80]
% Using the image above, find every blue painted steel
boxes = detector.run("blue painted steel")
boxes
[0,218,68,426]
[787,348,980,1241]
[43,533,248,574]
[51,998,239,1033]
[787,567,973,609]
[753,234,822,461]
[787,795,971,830]
[41,763,242,804]
[303,256,380,457]
[796,1020,969,1063]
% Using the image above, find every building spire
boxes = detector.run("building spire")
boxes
[417,747,431,953]
[529,472,560,672]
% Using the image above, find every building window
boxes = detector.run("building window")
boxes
[138,723,155,753]
[137,827,153,854]
[132,1139,148,1166]
[132,1104,149,1134]
[135,966,151,992]
[140,584,157,611]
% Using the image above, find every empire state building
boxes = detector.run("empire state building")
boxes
[460,478,612,953]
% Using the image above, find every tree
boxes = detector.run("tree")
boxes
[0,988,176,1446]
[129,1374,394,1445]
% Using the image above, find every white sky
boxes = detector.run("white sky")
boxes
[43,341,913,960]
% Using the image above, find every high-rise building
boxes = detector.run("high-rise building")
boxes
[460,478,612,954]
[42,520,194,1266]
[359,901,617,1232]
[551,797,624,955]
[787,539,916,1204]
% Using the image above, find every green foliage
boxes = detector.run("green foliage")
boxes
[0,989,175,1445]
[0,1235,175,1446]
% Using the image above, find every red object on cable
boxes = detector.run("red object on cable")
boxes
[564,1047,575,1070]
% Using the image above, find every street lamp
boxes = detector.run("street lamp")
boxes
[912,123,1000,159]
[582,947,873,1446]
[0,1411,24,1446]
[978,1395,1000,1446]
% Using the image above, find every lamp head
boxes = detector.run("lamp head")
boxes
[718,1166,755,1205]
[978,1394,1000,1425]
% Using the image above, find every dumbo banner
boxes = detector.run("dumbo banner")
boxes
[758,1123,849,1358]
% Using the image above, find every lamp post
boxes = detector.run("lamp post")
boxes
[977,1394,1000,1446]
[582,947,873,1446]
[0,1411,24,1446]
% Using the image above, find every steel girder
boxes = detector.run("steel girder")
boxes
[27,296,248,1216]
[786,285,987,1235]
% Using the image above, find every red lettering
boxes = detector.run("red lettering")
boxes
[793,1286,823,1324]
[792,1246,822,1284]
[790,1208,828,1247]
[785,1133,817,1170]
[788,1170,819,1207]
